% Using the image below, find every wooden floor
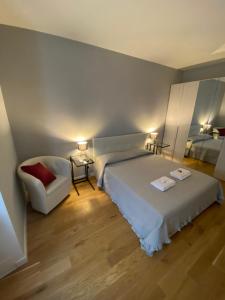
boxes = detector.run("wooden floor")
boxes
[1,158,225,300]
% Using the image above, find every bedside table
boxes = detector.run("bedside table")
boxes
[155,142,170,154]
[146,142,170,154]
[146,142,157,154]
[70,155,95,196]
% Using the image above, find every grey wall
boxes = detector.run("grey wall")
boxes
[215,82,225,127]
[0,25,180,162]
[0,87,25,252]
[191,79,225,126]
[181,61,225,83]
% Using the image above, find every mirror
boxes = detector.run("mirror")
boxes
[184,77,225,173]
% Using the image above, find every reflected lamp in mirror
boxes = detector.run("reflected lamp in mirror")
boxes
[77,141,88,151]
[212,128,219,139]
[201,124,212,134]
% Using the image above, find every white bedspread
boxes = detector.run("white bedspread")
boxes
[189,138,223,164]
[96,154,224,255]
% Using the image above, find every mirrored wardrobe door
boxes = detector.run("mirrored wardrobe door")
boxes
[184,77,225,176]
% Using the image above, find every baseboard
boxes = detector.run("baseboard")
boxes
[15,255,27,268]
[0,258,17,279]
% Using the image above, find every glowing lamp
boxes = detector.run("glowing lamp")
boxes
[77,141,88,151]
[150,132,159,141]
[202,124,212,133]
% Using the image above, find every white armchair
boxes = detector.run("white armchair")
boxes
[18,156,71,214]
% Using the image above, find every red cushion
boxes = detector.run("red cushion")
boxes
[218,128,225,136]
[21,162,56,186]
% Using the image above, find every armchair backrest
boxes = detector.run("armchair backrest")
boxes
[18,156,71,180]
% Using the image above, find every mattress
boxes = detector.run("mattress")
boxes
[98,154,223,255]
[188,138,223,164]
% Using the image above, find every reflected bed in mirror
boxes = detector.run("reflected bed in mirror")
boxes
[184,77,225,168]
[185,128,224,165]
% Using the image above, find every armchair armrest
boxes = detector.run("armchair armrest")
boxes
[17,167,46,201]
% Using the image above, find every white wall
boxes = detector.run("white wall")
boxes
[181,61,225,82]
[214,79,225,126]
[0,87,26,276]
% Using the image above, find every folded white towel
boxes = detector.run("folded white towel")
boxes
[151,176,176,192]
[170,168,191,180]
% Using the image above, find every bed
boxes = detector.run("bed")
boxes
[185,125,224,164]
[93,133,224,255]
[185,134,224,165]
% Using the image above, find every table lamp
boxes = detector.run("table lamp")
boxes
[77,141,88,152]
[202,124,211,134]
[150,132,158,143]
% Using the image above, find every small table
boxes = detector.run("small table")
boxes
[146,142,170,154]
[155,142,170,154]
[146,142,157,153]
[70,155,95,196]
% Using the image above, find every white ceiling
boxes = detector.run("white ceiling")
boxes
[0,0,225,69]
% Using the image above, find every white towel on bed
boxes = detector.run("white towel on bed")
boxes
[170,168,191,180]
[151,176,176,191]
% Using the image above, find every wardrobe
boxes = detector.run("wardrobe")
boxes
[163,79,225,180]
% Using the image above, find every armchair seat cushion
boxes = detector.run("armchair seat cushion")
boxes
[46,175,69,195]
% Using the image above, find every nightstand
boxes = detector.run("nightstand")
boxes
[146,142,170,154]
[146,142,157,154]
[155,142,170,154]
[70,155,95,196]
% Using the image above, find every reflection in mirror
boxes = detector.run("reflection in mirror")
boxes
[184,77,225,173]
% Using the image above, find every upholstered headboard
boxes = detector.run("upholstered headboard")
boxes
[92,132,148,158]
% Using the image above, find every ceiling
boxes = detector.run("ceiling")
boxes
[0,0,225,69]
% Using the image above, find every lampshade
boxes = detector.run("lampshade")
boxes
[202,124,211,133]
[150,132,158,140]
[77,141,88,151]
[203,124,211,130]
[146,137,151,144]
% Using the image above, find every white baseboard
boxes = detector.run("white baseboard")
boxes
[0,252,27,279]
[15,255,28,268]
